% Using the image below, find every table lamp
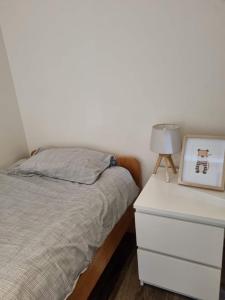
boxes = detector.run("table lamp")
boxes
[150,124,181,182]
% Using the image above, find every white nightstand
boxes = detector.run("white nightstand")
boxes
[134,168,225,300]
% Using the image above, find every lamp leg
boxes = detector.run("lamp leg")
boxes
[164,157,170,182]
[152,154,163,174]
[167,155,177,174]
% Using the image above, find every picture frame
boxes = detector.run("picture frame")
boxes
[178,135,225,191]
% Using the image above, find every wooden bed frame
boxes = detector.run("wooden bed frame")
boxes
[68,155,142,300]
[31,151,142,300]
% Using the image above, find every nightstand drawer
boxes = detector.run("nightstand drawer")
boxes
[135,212,224,267]
[137,249,221,300]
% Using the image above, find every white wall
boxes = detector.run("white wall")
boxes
[1,0,225,182]
[0,27,28,167]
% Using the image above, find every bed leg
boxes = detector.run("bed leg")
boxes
[140,280,144,286]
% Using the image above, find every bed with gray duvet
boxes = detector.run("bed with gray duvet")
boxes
[0,148,139,300]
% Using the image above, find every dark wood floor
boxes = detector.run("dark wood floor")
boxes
[90,234,225,300]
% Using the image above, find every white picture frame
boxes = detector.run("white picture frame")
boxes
[178,135,225,191]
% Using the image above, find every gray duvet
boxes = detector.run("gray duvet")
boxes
[0,166,139,300]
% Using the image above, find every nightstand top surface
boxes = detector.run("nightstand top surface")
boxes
[134,168,225,227]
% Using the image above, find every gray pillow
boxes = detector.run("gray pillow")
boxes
[11,147,114,184]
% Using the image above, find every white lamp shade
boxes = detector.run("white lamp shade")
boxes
[150,124,181,154]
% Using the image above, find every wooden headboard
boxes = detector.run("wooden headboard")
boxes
[117,156,142,188]
[31,150,142,188]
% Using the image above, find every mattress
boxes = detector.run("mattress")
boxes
[0,166,139,300]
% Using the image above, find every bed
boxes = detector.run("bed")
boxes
[0,148,141,300]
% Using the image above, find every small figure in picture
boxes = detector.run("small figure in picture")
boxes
[195,149,209,174]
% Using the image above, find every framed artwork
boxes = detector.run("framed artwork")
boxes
[178,135,225,191]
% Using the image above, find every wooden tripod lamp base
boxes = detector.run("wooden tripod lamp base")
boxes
[152,154,177,182]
